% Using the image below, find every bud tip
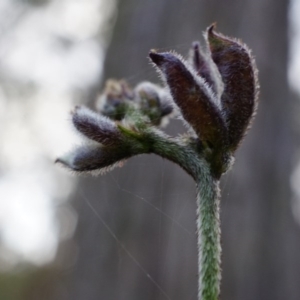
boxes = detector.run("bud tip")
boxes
[208,23,217,34]
[149,50,165,66]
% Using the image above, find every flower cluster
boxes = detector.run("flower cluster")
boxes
[96,79,173,125]
[56,24,258,179]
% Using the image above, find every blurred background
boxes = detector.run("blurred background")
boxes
[1,0,300,299]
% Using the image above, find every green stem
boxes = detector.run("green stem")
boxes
[151,131,222,300]
[130,128,222,299]
[196,173,221,300]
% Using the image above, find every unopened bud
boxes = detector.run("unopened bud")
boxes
[149,50,227,150]
[96,79,133,120]
[207,24,259,150]
[55,144,131,174]
[72,106,123,146]
[134,81,173,125]
[191,42,220,96]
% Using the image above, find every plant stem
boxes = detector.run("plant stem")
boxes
[140,129,222,299]
[196,172,221,300]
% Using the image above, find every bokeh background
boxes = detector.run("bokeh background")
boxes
[1,0,300,299]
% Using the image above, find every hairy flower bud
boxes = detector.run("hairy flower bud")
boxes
[207,24,259,150]
[190,42,221,97]
[56,144,131,174]
[149,50,227,150]
[72,106,123,146]
[96,79,133,120]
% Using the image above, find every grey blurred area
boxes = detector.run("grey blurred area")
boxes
[1,0,300,300]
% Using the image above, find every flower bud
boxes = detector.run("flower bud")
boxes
[96,79,133,120]
[134,81,173,125]
[149,50,227,150]
[190,42,220,96]
[207,24,259,150]
[56,144,131,174]
[72,106,122,146]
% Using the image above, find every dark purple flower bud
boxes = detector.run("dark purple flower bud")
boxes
[207,24,259,151]
[55,144,131,174]
[134,81,173,125]
[72,106,123,146]
[191,42,219,96]
[149,50,227,150]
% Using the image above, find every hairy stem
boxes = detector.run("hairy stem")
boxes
[126,127,222,299]
[140,128,204,179]
[196,173,221,300]
[144,129,222,299]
